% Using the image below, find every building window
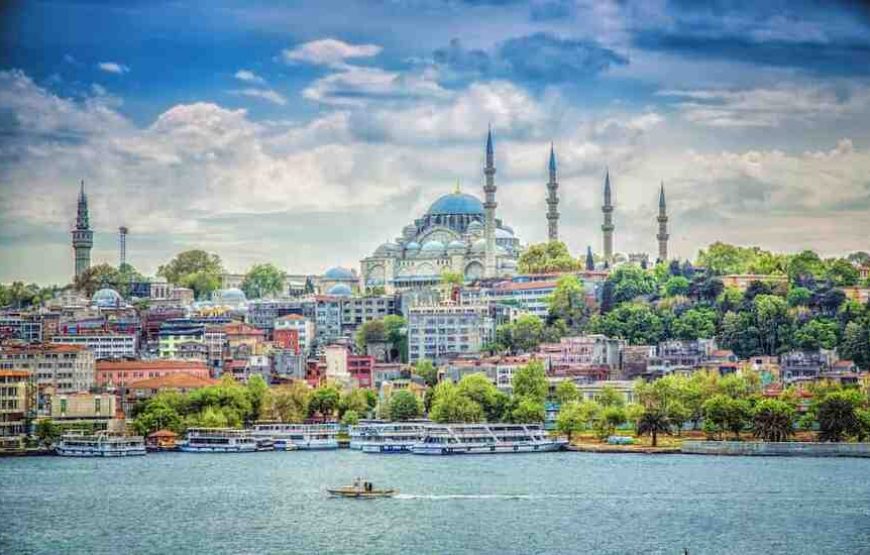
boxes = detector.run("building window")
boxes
[95,398,101,414]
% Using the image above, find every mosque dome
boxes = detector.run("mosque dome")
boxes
[402,224,417,240]
[324,267,355,280]
[447,240,467,253]
[471,238,487,253]
[92,288,123,308]
[405,241,421,252]
[495,227,514,239]
[220,287,247,305]
[375,242,400,256]
[421,240,446,255]
[327,283,353,296]
[467,220,484,235]
[427,192,484,216]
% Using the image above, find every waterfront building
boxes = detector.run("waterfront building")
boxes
[52,333,137,360]
[372,363,406,389]
[0,370,30,450]
[379,378,427,404]
[49,392,122,432]
[360,132,522,294]
[224,322,266,354]
[273,349,306,380]
[95,360,210,389]
[407,302,495,364]
[0,315,43,343]
[71,180,93,279]
[741,355,781,384]
[340,294,400,335]
[442,355,534,391]
[620,345,655,379]
[125,373,217,410]
[0,344,95,394]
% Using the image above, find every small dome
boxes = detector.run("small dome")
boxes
[495,227,514,239]
[327,284,353,296]
[421,240,446,254]
[324,267,355,280]
[92,288,122,308]
[427,192,485,216]
[220,288,247,304]
[467,220,484,232]
[405,241,420,251]
[375,242,400,256]
[447,240,467,252]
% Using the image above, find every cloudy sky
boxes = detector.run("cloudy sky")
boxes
[1,0,869,284]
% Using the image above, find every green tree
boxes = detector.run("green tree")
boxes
[555,400,589,442]
[245,374,269,422]
[825,258,860,286]
[840,321,870,370]
[383,315,408,362]
[588,302,664,345]
[511,361,548,403]
[241,263,286,299]
[718,311,761,359]
[341,410,360,426]
[752,399,795,442]
[309,386,341,419]
[35,419,62,446]
[262,382,310,423]
[608,265,657,304]
[672,307,717,340]
[547,275,588,330]
[753,294,793,356]
[792,318,839,350]
[429,382,484,423]
[594,405,627,439]
[663,276,690,297]
[389,390,422,421]
[355,319,387,352]
[787,287,812,307]
[73,263,123,297]
[517,241,580,274]
[703,394,751,440]
[817,391,862,442]
[157,249,224,300]
[696,242,758,275]
[457,373,505,421]
[596,385,625,408]
[511,314,545,352]
[635,407,671,447]
[339,389,374,418]
[787,250,825,284]
[554,380,578,405]
[512,397,546,423]
[412,360,439,387]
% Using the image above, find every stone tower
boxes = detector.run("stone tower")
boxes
[546,144,559,242]
[72,180,93,279]
[657,182,669,263]
[484,127,497,278]
[601,170,614,265]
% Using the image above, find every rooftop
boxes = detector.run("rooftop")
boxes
[127,373,217,390]
[96,360,209,370]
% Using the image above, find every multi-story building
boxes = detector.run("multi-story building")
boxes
[407,302,495,364]
[51,333,137,360]
[315,296,344,347]
[340,295,399,334]
[538,335,623,371]
[0,370,30,450]
[273,349,306,380]
[274,314,314,355]
[780,350,830,383]
[0,344,95,394]
[158,319,205,359]
[224,322,266,355]
[95,360,210,389]
[50,392,121,432]
[0,315,43,343]
[646,339,716,377]
[246,300,305,335]
[204,326,227,371]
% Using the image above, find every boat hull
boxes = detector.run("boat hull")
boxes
[412,442,566,455]
[179,445,257,453]
[56,447,146,457]
[360,443,415,454]
[328,489,396,498]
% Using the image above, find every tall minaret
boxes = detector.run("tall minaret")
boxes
[72,180,93,279]
[601,169,614,265]
[657,181,669,263]
[483,127,497,278]
[546,144,559,242]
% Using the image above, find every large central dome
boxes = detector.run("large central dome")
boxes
[426,192,485,216]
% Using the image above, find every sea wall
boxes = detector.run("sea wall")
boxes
[681,441,870,458]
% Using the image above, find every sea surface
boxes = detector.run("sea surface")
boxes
[2,450,869,554]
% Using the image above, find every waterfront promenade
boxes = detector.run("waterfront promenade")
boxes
[3,450,869,554]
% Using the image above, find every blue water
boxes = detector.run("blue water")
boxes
[2,451,869,554]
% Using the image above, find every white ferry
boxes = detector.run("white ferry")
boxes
[350,422,429,453]
[55,431,146,457]
[411,424,567,455]
[179,428,257,453]
[250,423,339,450]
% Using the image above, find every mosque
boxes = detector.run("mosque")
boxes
[360,130,523,293]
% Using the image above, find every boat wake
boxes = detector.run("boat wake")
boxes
[394,493,577,501]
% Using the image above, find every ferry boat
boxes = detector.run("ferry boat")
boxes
[411,424,567,455]
[250,423,339,450]
[350,422,428,453]
[55,431,146,457]
[179,428,257,453]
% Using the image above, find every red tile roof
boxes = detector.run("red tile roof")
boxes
[96,360,208,371]
[127,373,217,390]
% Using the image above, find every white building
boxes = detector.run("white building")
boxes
[51,333,137,361]
[407,302,495,364]
[0,344,95,394]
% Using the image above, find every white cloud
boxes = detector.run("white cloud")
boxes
[97,62,130,74]
[234,69,265,84]
[302,64,447,106]
[282,38,381,66]
[231,88,288,105]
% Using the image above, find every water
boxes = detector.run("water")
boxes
[2,451,869,554]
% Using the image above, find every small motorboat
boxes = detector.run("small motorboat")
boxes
[328,478,396,498]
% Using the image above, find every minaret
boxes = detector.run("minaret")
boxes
[601,170,614,265]
[72,180,93,279]
[546,144,559,242]
[483,127,497,278]
[586,246,595,271]
[657,182,669,263]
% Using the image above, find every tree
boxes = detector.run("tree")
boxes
[412,359,439,387]
[792,318,839,350]
[241,263,286,299]
[635,407,670,447]
[517,241,580,274]
[787,250,825,284]
[719,311,760,359]
[752,399,795,442]
[389,390,422,421]
[339,389,374,418]
[309,386,341,419]
[597,385,625,408]
[787,287,812,307]
[245,374,268,423]
[512,398,546,423]
[262,382,310,423]
[555,380,578,405]
[511,314,545,352]
[157,250,224,300]
[73,263,122,297]
[341,410,360,426]
[703,394,751,440]
[457,373,505,421]
[440,270,463,288]
[594,406,627,439]
[695,242,758,275]
[355,319,387,352]
[663,276,690,297]
[35,419,62,446]
[753,295,793,356]
[608,266,657,304]
[429,382,484,423]
[511,361,548,403]
[588,302,664,345]
[555,400,588,442]
[672,307,717,340]
[547,275,588,330]
[825,258,860,286]
[817,391,862,442]
[840,321,870,370]
[383,315,407,362]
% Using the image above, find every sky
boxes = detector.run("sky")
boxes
[1,0,870,284]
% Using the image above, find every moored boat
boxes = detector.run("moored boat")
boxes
[56,431,146,457]
[179,428,257,453]
[411,424,567,455]
[251,423,339,450]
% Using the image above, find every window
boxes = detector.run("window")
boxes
[60,398,67,415]
[95,398,101,414]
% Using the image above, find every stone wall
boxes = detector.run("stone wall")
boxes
[681,441,870,458]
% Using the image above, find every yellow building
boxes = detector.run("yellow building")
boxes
[0,370,31,450]
[49,392,123,433]
[379,379,427,403]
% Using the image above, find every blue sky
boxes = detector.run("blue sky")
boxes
[1,0,870,284]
